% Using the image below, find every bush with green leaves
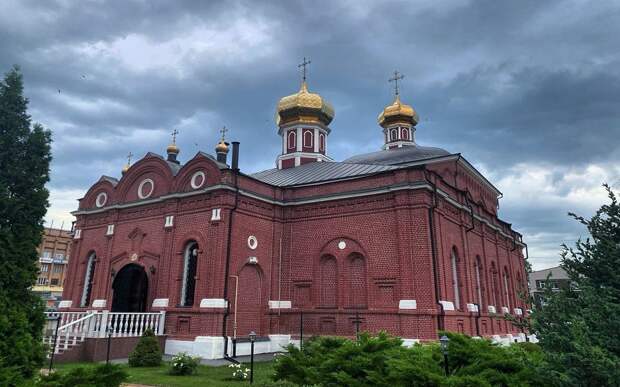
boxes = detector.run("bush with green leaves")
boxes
[35,363,127,387]
[128,328,162,367]
[273,331,550,386]
[169,352,200,375]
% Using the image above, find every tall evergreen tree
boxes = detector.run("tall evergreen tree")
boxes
[533,184,620,386]
[0,66,52,385]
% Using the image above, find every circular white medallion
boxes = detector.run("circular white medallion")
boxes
[190,171,206,189]
[95,192,107,208]
[248,235,258,250]
[338,241,346,250]
[138,178,154,199]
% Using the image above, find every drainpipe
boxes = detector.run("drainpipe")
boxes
[222,142,240,363]
[424,168,444,331]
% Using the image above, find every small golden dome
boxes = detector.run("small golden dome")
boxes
[215,139,229,153]
[276,81,334,126]
[378,95,419,127]
[167,142,180,154]
[122,163,129,174]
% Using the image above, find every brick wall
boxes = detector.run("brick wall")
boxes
[63,153,527,342]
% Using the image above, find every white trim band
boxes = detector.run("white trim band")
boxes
[199,298,228,308]
[439,300,455,311]
[268,300,292,309]
[152,298,169,308]
[398,300,417,310]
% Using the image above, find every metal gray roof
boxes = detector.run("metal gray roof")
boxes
[250,161,400,187]
[343,144,451,165]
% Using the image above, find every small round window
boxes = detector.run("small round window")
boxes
[138,178,154,199]
[95,192,107,208]
[247,235,258,250]
[190,171,206,189]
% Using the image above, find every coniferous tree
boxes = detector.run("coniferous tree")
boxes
[0,66,52,385]
[532,184,620,386]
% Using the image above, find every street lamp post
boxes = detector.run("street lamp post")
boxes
[48,315,61,372]
[249,331,256,384]
[106,325,113,364]
[439,335,450,376]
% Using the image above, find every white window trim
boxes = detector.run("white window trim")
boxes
[95,192,107,208]
[106,224,114,236]
[190,171,206,189]
[164,215,174,228]
[451,249,461,310]
[211,208,221,221]
[138,178,154,199]
[180,242,197,307]
[303,130,313,148]
[80,253,95,307]
[287,131,296,150]
[503,272,511,310]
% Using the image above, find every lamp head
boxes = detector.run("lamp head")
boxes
[249,331,257,342]
[439,335,450,354]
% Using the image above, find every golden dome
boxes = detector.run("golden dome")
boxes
[215,139,229,153]
[167,142,180,154]
[276,81,334,126]
[378,95,419,127]
[122,163,129,174]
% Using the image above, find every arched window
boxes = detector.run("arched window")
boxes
[180,241,198,307]
[319,133,325,152]
[474,256,485,308]
[490,262,499,306]
[80,252,96,307]
[401,128,409,140]
[348,253,367,308]
[451,248,461,310]
[287,131,296,150]
[303,130,313,148]
[320,256,337,307]
[503,268,511,310]
[390,128,398,141]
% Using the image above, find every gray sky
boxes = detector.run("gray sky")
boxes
[3,0,619,270]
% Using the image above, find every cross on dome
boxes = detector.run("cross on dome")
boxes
[389,70,404,96]
[298,57,311,82]
[171,128,179,144]
[219,126,228,141]
[126,151,133,165]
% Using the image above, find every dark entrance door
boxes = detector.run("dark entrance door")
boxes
[111,264,148,312]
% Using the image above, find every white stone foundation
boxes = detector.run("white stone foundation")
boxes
[165,334,293,360]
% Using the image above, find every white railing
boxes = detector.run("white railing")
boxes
[43,311,166,354]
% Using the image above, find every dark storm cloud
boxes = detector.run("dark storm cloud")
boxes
[2,0,619,268]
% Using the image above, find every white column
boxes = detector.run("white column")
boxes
[313,128,319,152]
[296,127,302,151]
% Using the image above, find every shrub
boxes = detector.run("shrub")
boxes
[128,328,162,367]
[169,352,200,375]
[273,332,550,387]
[35,363,127,387]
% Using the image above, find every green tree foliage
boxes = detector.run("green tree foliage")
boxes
[273,332,549,386]
[128,328,162,367]
[0,66,52,385]
[532,184,620,386]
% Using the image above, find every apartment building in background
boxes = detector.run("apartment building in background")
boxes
[34,226,72,309]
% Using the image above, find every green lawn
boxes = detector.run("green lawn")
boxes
[54,361,276,386]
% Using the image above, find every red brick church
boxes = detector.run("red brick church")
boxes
[60,69,528,358]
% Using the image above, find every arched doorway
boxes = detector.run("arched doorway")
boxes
[111,264,148,312]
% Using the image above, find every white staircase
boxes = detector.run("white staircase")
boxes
[44,311,166,357]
